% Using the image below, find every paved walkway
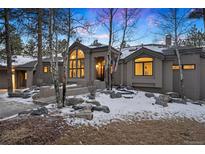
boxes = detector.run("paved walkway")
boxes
[0,96,38,119]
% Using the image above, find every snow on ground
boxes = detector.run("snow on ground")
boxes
[0,92,33,105]
[49,89,205,126]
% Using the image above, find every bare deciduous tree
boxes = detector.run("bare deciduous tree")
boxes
[156,8,192,98]
[61,8,91,106]
[49,8,61,108]
[97,8,118,90]
[114,8,140,79]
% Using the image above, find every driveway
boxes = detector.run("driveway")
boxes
[0,95,38,119]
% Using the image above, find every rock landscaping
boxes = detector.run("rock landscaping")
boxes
[65,97,84,106]
[18,107,48,116]
[85,100,101,106]
[166,92,180,98]
[110,91,122,99]
[145,92,155,98]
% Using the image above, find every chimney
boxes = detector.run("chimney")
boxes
[165,34,172,47]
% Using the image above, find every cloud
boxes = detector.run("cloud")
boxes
[93,34,109,39]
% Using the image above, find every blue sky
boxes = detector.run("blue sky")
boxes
[71,8,204,46]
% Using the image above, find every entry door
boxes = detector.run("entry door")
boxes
[95,57,105,81]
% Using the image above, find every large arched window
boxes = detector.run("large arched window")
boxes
[69,49,85,78]
[134,57,153,76]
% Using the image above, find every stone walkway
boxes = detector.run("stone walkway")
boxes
[0,97,38,119]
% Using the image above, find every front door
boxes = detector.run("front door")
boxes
[16,71,26,89]
[95,57,105,81]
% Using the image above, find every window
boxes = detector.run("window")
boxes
[43,66,49,73]
[172,64,195,70]
[172,65,180,70]
[134,57,153,76]
[25,72,27,80]
[69,49,85,78]
[183,64,195,70]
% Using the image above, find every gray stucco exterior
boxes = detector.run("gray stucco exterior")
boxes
[1,42,205,100]
[113,46,205,100]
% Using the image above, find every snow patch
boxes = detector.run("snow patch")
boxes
[48,89,205,127]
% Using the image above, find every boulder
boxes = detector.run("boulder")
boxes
[123,96,134,99]
[86,100,101,106]
[126,86,134,90]
[87,94,95,100]
[171,98,187,104]
[145,92,155,98]
[110,92,122,99]
[22,92,32,99]
[32,93,40,100]
[92,105,110,113]
[118,90,134,95]
[116,85,126,90]
[155,97,168,107]
[166,92,180,98]
[72,104,93,111]
[72,105,85,110]
[70,111,93,120]
[30,107,48,116]
[65,97,84,106]
[158,94,172,103]
[101,90,113,95]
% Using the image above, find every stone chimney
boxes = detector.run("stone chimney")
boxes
[165,34,172,47]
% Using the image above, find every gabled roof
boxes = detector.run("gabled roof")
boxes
[69,41,121,54]
[122,46,165,63]
[121,44,166,60]
[0,55,37,67]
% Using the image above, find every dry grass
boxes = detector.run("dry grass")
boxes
[1,116,205,145]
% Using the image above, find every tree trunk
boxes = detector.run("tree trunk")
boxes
[174,9,184,98]
[62,9,71,107]
[203,8,205,32]
[107,9,113,90]
[36,9,43,86]
[49,8,61,108]
[4,8,13,94]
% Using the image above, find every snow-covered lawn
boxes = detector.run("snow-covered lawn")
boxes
[1,88,205,127]
[0,92,33,105]
[47,89,205,126]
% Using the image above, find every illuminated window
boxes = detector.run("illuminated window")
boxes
[172,64,195,70]
[43,66,49,73]
[69,49,85,78]
[183,64,195,70]
[172,65,180,70]
[25,72,27,80]
[134,57,153,76]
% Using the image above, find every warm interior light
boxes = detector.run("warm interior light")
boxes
[135,57,153,76]
[183,65,195,70]
[172,65,180,70]
[12,69,16,89]
[25,72,27,80]
[135,57,153,62]
[43,66,49,73]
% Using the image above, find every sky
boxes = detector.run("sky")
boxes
[70,8,204,47]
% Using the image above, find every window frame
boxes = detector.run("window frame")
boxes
[172,64,196,70]
[69,49,85,79]
[134,57,153,76]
